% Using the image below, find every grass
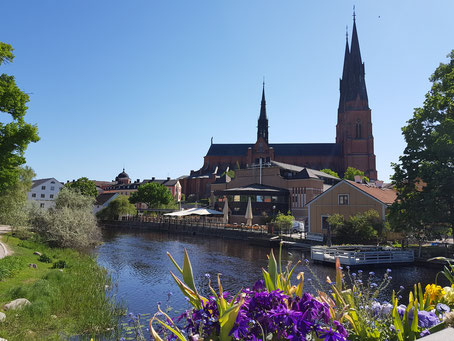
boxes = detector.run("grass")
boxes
[0,234,122,340]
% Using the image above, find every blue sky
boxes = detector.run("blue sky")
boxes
[2,1,453,182]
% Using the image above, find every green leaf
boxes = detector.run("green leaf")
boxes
[268,249,278,290]
[182,249,197,293]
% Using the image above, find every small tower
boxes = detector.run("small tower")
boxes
[257,82,269,144]
[336,12,377,180]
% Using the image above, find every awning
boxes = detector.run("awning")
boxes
[164,208,223,217]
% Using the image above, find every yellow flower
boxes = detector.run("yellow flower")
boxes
[425,284,445,304]
[443,286,454,304]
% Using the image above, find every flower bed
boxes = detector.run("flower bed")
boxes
[125,248,454,340]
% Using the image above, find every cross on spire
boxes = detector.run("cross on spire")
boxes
[353,5,356,21]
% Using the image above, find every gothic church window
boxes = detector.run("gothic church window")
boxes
[355,119,362,139]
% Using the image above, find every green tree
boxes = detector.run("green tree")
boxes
[273,211,295,233]
[29,187,100,249]
[0,42,39,192]
[320,169,340,178]
[65,177,98,197]
[0,166,35,228]
[97,195,137,220]
[390,50,454,242]
[343,167,369,182]
[328,210,384,244]
[129,182,174,209]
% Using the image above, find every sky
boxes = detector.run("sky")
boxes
[2,1,454,183]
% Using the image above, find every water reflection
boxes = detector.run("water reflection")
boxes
[96,229,445,317]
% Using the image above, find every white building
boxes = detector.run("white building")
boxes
[28,178,64,209]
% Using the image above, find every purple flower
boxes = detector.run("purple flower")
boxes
[399,285,404,290]
[420,329,430,337]
[436,303,450,313]
[369,271,375,276]
[387,268,392,273]
[204,273,210,279]
[418,310,440,328]
[358,270,363,274]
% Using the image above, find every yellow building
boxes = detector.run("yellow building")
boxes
[307,179,396,236]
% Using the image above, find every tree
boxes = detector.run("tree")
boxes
[65,177,98,197]
[97,195,137,220]
[320,169,340,178]
[0,166,35,228]
[390,50,454,243]
[29,187,100,249]
[328,210,385,245]
[0,42,39,192]
[343,167,369,183]
[129,182,174,209]
[273,212,295,233]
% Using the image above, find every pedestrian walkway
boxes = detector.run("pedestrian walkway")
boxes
[0,225,11,259]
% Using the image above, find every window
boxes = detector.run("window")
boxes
[41,186,46,190]
[40,203,45,208]
[51,186,55,191]
[41,194,45,198]
[32,193,36,198]
[338,194,349,205]
[355,119,362,139]
[233,195,240,202]
[50,194,54,199]
[322,216,330,230]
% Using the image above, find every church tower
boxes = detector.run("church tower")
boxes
[257,82,269,144]
[336,13,377,180]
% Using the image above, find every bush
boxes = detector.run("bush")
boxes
[273,211,295,232]
[38,254,52,263]
[52,260,66,269]
[29,187,101,249]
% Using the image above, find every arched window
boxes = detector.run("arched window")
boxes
[355,119,362,139]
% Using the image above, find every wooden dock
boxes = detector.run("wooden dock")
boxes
[311,245,414,265]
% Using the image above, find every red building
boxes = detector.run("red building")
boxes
[181,16,377,199]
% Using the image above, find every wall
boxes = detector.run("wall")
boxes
[308,181,385,234]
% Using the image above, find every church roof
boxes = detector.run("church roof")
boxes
[206,143,341,157]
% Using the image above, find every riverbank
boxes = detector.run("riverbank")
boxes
[0,234,121,340]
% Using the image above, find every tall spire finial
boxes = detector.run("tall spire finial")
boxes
[346,25,348,41]
[353,5,356,22]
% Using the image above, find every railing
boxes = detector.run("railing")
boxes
[311,246,414,265]
[118,215,268,234]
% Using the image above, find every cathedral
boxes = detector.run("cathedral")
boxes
[180,16,377,199]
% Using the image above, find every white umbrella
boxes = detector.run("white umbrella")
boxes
[245,197,253,226]
[222,199,229,224]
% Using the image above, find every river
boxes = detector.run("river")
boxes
[95,228,446,322]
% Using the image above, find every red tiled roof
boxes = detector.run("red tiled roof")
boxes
[347,180,397,205]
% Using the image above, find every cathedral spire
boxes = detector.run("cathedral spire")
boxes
[339,11,368,108]
[257,81,269,143]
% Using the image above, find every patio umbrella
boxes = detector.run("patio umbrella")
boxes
[245,197,253,226]
[222,199,229,224]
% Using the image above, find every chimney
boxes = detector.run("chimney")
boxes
[167,177,170,180]
[136,179,140,183]
[354,175,363,183]
[376,180,384,188]
[152,177,155,181]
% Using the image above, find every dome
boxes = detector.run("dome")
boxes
[116,168,130,180]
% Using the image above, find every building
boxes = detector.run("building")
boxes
[211,160,340,224]
[93,192,119,215]
[306,179,396,236]
[28,178,64,209]
[180,15,376,199]
[102,169,182,204]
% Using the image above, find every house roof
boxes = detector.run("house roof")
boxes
[306,179,397,206]
[270,160,340,180]
[346,180,397,205]
[31,178,60,189]
[215,183,289,195]
[95,193,118,206]
[206,143,341,157]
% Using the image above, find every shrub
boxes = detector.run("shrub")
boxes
[0,256,26,280]
[38,254,52,263]
[29,187,101,249]
[52,260,66,269]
